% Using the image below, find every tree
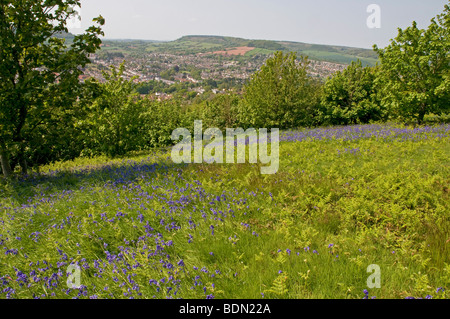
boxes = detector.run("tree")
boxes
[141,98,185,148]
[190,68,202,81]
[319,60,385,125]
[240,51,319,129]
[0,0,104,177]
[374,2,450,124]
[201,93,240,129]
[79,62,147,157]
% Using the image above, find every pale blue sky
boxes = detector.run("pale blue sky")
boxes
[74,0,448,49]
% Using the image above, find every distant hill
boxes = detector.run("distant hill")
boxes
[54,31,75,40]
[100,35,379,66]
[173,35,379,66]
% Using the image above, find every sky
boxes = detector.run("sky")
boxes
[72,0,449,49]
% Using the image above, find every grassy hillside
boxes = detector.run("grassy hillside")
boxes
[100,35,379,66]
[1,123,448,299]
[280,41,379,66]
[175,36,379,65]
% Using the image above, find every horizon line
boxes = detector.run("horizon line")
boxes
[93,34,378,51]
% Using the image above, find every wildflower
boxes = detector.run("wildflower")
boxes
[363,289,369,299]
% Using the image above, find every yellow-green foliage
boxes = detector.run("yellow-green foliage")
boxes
[0,124,448,299]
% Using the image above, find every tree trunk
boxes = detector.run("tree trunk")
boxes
[18,146,28,176]
[0,143,13,178]
[19,156,28,176]
[418,111,425,125]
[417,104,426,125]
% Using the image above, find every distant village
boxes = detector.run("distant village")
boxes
[80,47,347,100]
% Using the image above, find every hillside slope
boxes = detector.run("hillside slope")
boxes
[175,35,379,65]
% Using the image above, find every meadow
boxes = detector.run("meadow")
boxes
[0,123,448,299]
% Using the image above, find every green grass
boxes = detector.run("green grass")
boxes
[101,36,379,66]
[245,48,277,56]
[300,50,379,66]
[0,124,449,299]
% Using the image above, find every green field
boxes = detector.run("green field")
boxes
[1,123,448,299]
[299,50,378,66]
[245,48,277,57]
[100,35,379,66]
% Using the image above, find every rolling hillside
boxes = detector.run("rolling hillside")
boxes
[171,35,379,66]
[101,35,379,66]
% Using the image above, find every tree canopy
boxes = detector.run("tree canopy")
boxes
[374,3,450,124]
[240,51,319,129]
[319,60,385,125]
[0,0,104,177]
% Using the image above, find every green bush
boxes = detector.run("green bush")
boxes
[318,61,385,125]
[239,51,320,129]
[78,63,148,157]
